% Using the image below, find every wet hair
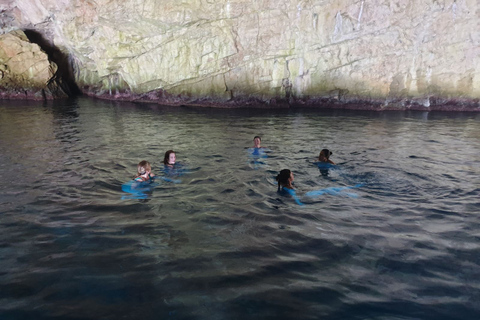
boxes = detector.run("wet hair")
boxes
[135,160,151,179]
[276,169,291,191]
[320,149,332,159]
[163,150,176,165]
[253,136,261,141]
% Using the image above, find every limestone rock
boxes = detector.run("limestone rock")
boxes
[1,0,480,109]
[0,30,67,99]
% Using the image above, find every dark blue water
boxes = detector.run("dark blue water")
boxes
[1,98,479,320]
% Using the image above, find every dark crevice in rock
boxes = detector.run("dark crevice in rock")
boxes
[23,29,82,97]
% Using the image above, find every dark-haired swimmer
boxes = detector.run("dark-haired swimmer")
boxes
[133,160,155,182]
[162,150,184,183]
[248,136,268,169]
[276,169,294,191]
[276,169,303,205]
[253,136,265,149]
[163,150,176,168]
[318,149,335,165]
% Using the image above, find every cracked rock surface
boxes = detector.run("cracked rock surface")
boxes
[0,30,66,99]
[1,0,479,109]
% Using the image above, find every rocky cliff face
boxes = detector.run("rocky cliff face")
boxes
[1,0,479,109]
[0,30,67,99]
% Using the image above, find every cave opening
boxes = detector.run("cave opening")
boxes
[23,29,82,98]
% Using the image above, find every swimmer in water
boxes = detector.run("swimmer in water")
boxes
[253,136,264,148]
[276,169,294,191]
[163,150,176,168]
[133,160,154,182]
[161,149,186,183]
[318,149,335,165]
[276,169,303,205]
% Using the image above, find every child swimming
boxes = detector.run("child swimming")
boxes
[133,160,154,182]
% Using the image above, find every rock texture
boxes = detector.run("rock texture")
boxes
[0,30,67,99]
[1,0,480,109]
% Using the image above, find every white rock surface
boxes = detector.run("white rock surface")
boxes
[1,0,479,108]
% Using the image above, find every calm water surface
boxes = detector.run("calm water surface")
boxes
[0,98,479,320]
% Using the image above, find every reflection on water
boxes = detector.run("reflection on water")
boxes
[1,98,480,320]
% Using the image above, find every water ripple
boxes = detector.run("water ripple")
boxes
[0,99,479,319]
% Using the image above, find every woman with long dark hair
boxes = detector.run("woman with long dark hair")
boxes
[163,150,176,167]
[276,169,294,192]
[276,169,303,205]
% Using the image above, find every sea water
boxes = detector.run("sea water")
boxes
[0,98,479,320]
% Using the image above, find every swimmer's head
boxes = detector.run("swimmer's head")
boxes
[137,160,152,176]
[163,150,176,165]
[319,149,332,162]
[253,136,261,148]
[276,169,293,190]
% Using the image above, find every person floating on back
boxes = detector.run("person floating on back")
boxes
[133,160,155,182]
[318,149,335,165]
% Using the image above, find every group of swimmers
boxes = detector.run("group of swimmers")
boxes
[132,150,176,183]
[275,147,334,194]
[130,136,335,197]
